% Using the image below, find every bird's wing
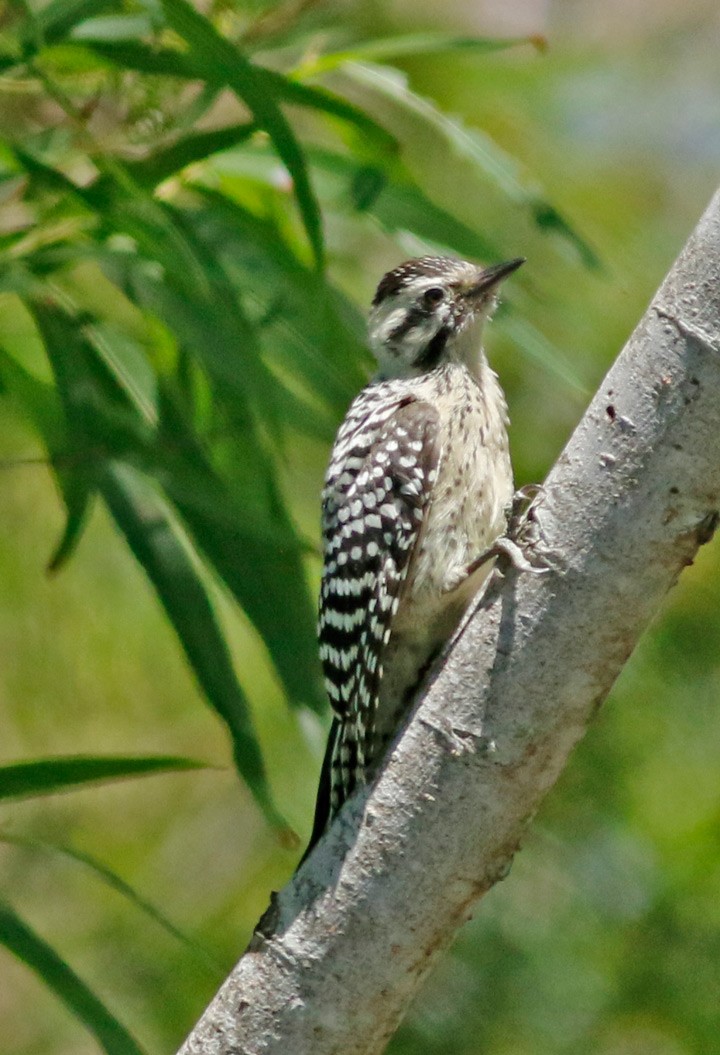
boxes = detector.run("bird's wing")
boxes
[315,395,440,832]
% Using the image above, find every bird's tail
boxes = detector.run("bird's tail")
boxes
[296,717,342,870]
[297,713,373,870]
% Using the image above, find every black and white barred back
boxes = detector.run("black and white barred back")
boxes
[302,255,523,864]
[319,384,439,802]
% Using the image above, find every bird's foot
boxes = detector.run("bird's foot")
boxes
[466,484,551,577]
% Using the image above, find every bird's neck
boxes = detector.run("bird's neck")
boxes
[446,314,488,380]
[373,317,490,384]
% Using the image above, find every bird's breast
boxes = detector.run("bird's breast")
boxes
[402,361,513,616]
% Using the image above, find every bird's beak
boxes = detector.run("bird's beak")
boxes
[465,257,525,299]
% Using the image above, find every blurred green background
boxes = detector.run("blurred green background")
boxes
[1,1,719,1053]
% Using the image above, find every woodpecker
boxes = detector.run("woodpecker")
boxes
[303,255,524,863]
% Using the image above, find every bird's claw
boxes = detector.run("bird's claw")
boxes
[466,483,551,578]
[490,536,546,574]
[502,483,552,573]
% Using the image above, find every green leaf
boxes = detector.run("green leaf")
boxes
[344,63,599,267]
[46,469,94,572]
[58,239,323,716]
[0,755,208,800]
[97,189,319,463]
[1,291,319,792]
[258,68,395,151]
[158,0,324,267]
[147,460,316,551]
[0,346,65,453]
[32,0,123,46]
[86,40,395,153]
[149,200,286,434]
[173,188,368,409]
[531,202,600,269]
[296,32,541,76]
[118,246,286,457]
[28,298,151,567]
[127,123,257,189]
[71,192,280,443]
[306,147,501,260]
[10,146,92,206]
[0,832,223,974]
[85,321,158,426]
[0,902,147,1055]
[175,505,323,717]
[70,14,155,41]
[152,390,324,716]
[501,314,589,395]
[71,38,197,78]
[99,461,288,828]
[0,292,53,384]
[0,0,122,73]
[0,317,94,571]
[31,299,152,457]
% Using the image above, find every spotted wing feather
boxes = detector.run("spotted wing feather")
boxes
[307,396,439,855]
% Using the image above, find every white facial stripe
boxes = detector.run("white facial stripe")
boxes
[367,258,490,376]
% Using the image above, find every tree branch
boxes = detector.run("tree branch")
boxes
[178,188,720,1055]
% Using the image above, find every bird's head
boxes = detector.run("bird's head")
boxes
[368,256,524,379]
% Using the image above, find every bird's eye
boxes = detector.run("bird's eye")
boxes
[422,286,445,307]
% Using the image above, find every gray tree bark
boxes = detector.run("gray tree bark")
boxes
[178,188,720,1055]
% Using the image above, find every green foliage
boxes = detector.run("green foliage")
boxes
[0,902,147,1055]
[0,1,572,822]
[1,2,717,1054]
[0,754,209,799]
[0,832,223,972]
[0,3,580,1045]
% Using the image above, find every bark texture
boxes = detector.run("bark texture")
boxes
[178,188,720,1055]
